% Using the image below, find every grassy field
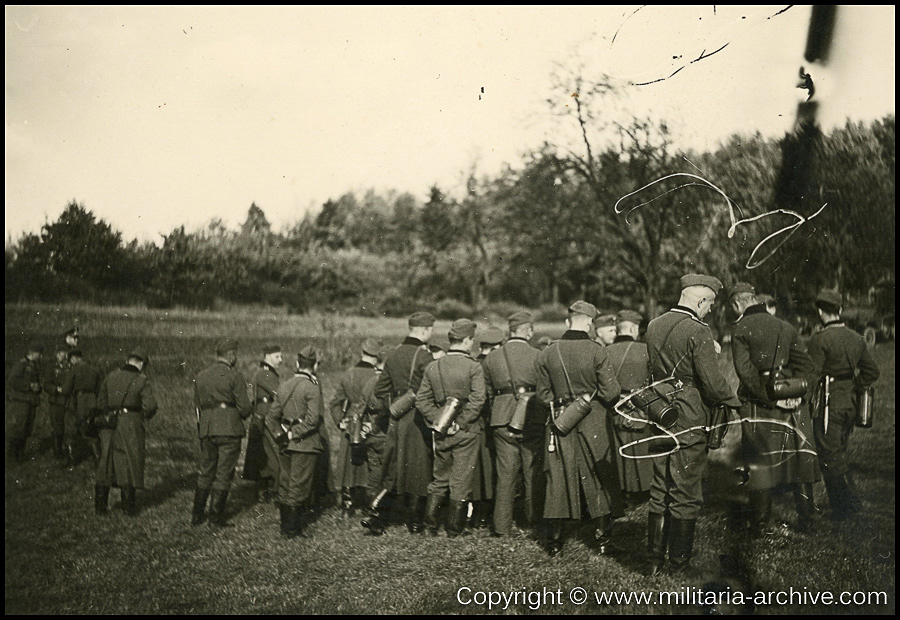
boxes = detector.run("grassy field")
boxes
[5,303,895,614]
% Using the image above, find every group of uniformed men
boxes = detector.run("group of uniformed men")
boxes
[6,273,880,574]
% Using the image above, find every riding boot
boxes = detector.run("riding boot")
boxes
[94,485,110,515]
[668,518,697,572]
[824,475,857,520]
[424,494,445,536]
[407,494,426,534]
[191,488,210,526]
[446,500,469,538]
[279,504,293,537]
[209,490,233,527]
[471,500,492,529]
[121,486,138,517]
[545,519,564,557]
[647,512,668,576]
[749,489,773,535]
[361,489,388,535]
[793,483,816,532]
[592,514,617,555]
[293,503,311,538]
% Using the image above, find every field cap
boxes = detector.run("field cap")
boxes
[428,344,445,355]
[568,300,597,319]
[298,345,319,364]
[616,310,643,326]
[448,318,477,340]
[593,314,616,328]
[816,289,842,307]
[262,344,282,355]
[129,347,149,362]
[680,273,723,294]
[216,339,239,355]
[28,343,45,354]
[727,282,755,298]
[408,311,436,327]
[480,327,504,346]
[361,338,382,356]
[507,310,534,330]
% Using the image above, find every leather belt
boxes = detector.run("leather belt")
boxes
[203,402,236,410]
[494,385,536,396]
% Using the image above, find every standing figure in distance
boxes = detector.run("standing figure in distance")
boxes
[62,349,102,468]
[95,348,158,516]
[644,274,741,575]
[243,344,283,503]
[470,326,503,529]
[536,301,623,557]
[44,346,71,461]
[268,346,325,538]
[6,343,43,463]
[807,290,880,520]
[191,340,253,527]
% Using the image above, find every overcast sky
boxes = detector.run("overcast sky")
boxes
[5,5,895,243]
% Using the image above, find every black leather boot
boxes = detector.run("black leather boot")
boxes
[408,495,426,534]
[424,494,445,536]
[824,475,857,520]
[446,500,469,538]
[749,490,773,535]
[647,512,668,576]
[545,519,564,557]
[191,488,210,526]
[668,518,697,572]
[794,483,816,532]
[292,503,311,538]
[209,490,232,527]
[121,486,138,517]
[593,514,617,555]
[361,489,388,535]
[94,485,110,515]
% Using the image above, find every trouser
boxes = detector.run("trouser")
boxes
[48,403,66,438]
[242,418,266,481]
[492,426,544,534]
[197,436,242,492]
[648,439,708,520]
[7,400,37,443]
[428,430,480,502]
[279,452,319,507]
[365,433,388,495]
[813,406,855,478]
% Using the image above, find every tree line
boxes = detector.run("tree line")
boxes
[5,114,894,322]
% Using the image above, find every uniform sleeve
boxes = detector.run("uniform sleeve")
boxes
[482,357,496,396]
[374,365,394,410]
[61,368,75,398]
[857,343,880,387]
[693,331,741,407]
[330,373,351,425]
[807,333,825,378]
[458,363,486,430]
[233,370,253,419]
[140,377,158,420]
[415,366,439,425]
[290,384,323,438]
[731,329,772,406]
[535,349,553,406]
[265,381,286,436]
[593,346,621,405]
[98,376,109,410]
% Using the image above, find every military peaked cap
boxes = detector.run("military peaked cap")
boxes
[480,327,504,346]
[408,312,436,327]
[262,344,282,355]
[507,310,534,330]
[616,309,643,325]
[568,300,597,318]
[448,318,477,340]
[593,314,616,328]
[816,289,842,307]
[361,338,382,356]
[216,339,239,355]
[727,282,755,298]
[129,347,149,362]
[680,273,724,294]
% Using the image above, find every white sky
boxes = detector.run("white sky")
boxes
[5,5,895,244]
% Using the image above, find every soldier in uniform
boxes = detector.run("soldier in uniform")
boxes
[807,290,880,520]
[728,282,819,533]
[366,312,436,535]
[470,326,503,529]
[536,301,623,557]
[593,314,618,346]
[360,345,393,523]
[243,344,283,503]
[64,327,80,352]
[417,318,486,537]
[268,346,325,538]
[6,343,43,462]
[331,338,382,519]
[191,340,253,527]
[644,274,741,574]
[95,348,158,516]
[61,349,103,468]
[483,311,547,538]
[608,309,654,505]
[44,346,71,460]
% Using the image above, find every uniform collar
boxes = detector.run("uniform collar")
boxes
[260,361,279,376]
[506,337,530,344]
[122,364,140,373]
[613,335,635,343]
[296,370,318,384]
[745,303,768,317]
[403,336,425,347]
[447,349,472,358]
[356,360,375,369]
[671,305,707,325]
[823,320,845,328]
[561,330,591,340]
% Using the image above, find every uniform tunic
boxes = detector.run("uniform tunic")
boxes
[363,368,390,495]
[96,365,158,488]
[536,331,623,520]
[417,351,486,501]
[646,306,740,520]
[607,336,654,494]
[330,361,378,489]
[62,361,102,442]
[807,321,880,478]
[43,358,70,438]
[731,304,819,489]
[268,370,324,506]
[243,362,280,482]
[374,337,435,497]
[6,357,42,441]
[482,337,547,532]
[193,361,253,492]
